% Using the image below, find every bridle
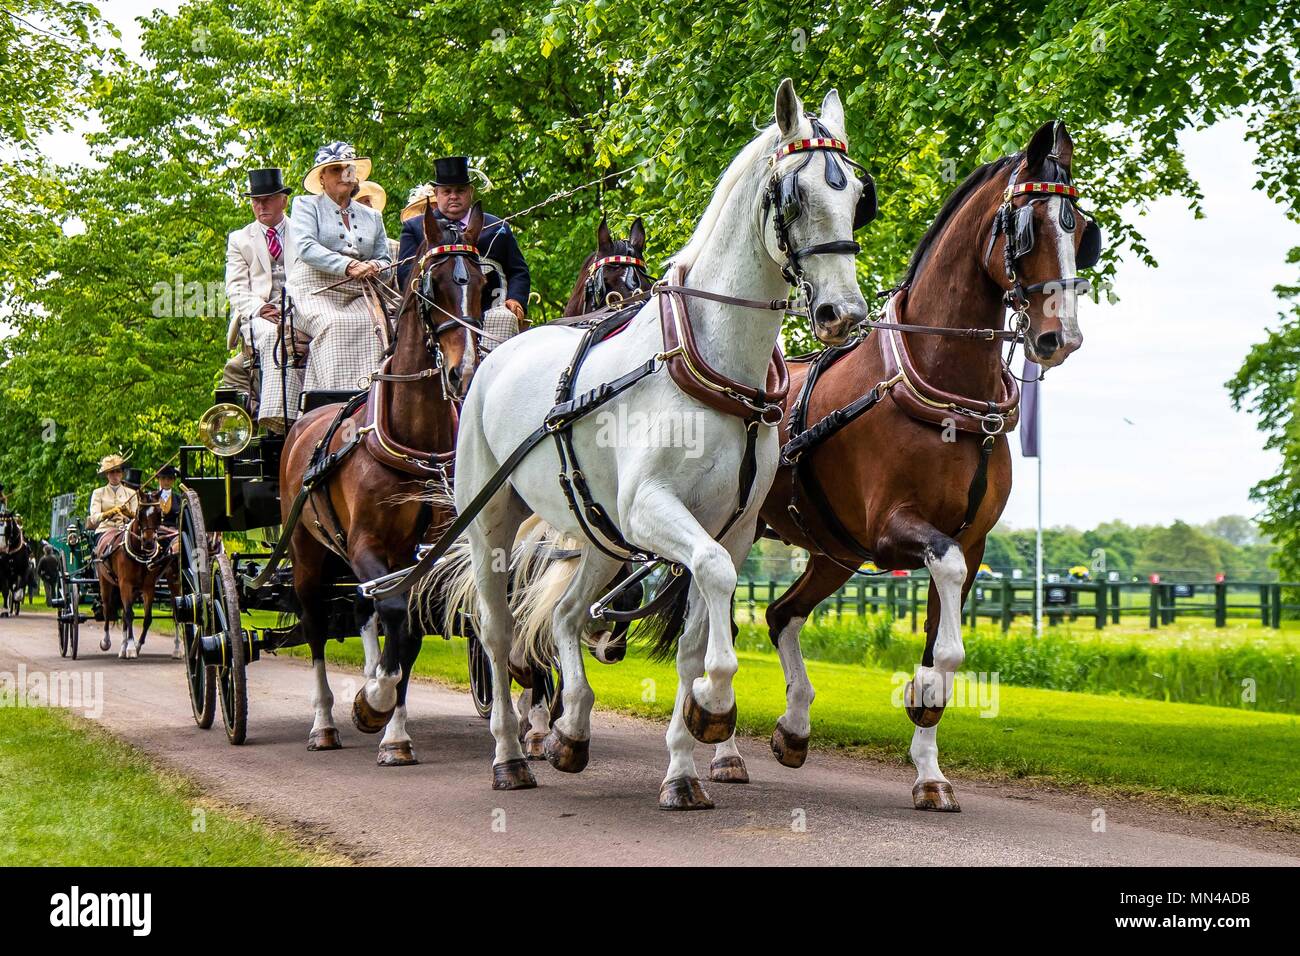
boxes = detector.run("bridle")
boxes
[760,116,877,300]
[985,150,1102,312]
[584,245,653,311]
[381,233,486,400]
[123,505,164,565]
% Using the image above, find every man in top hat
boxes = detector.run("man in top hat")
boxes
[225,167,305,433]
[396,157,531,340]
[155,465,181,530]
[88,453,136,538]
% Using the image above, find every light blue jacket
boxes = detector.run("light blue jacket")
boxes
[290,192,392,276]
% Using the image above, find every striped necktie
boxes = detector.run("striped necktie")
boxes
[266,226,282,260]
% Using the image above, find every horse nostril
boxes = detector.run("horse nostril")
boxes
[1035,331,1061,355]
[813,302,841,330]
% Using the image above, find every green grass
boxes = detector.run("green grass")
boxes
[0,707,344,865]
[728,615,1300,713]
[293,633,1300,827]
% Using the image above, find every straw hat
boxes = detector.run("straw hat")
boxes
[302,142,373,195]
[400,184,436,222]
[97,452,131,476]
[355,180,387,212]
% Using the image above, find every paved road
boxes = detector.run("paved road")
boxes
[2,611,1296,865]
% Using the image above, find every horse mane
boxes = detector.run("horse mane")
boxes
[562,250,600,316]
[672,123,780,273]
[901,153,1020,287]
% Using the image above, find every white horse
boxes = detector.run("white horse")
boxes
[439,78,868,808]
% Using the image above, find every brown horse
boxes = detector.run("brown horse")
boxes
[561,216,650,316]
[726,120,1098,810]
[95,491,177,659]
[279,204,487,765]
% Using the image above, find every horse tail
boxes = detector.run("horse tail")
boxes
[641,570,692,662]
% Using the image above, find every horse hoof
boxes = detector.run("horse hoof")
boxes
[683,692,736,744]
[708,755,750,784]
[352,688,393,735]
[523,733,547,761]
[307,728,342,751]
[904,679,945,728]
[658,776,714,811]
[376,740,419,766]
[100,636,111,652]
[912,780,961,812]
[543,728,590,773]
[493,758,538,791]
[770,720,810,768]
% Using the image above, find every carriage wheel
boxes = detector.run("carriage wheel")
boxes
[177,491,215,729]
[66,582,80,661]
[212,553,248,745]
[467,633,493,719]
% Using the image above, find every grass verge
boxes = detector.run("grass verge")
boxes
[0,706,347,865]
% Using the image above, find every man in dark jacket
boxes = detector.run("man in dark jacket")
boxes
[396,156,530,326]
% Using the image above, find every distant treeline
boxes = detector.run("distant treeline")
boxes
[745,515,1278,581]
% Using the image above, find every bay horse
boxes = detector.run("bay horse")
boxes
[438,79,867,808]
[279,204,486,765]
[95,492,177,658]
[719,120,1100,811]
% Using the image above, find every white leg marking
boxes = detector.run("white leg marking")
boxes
[379,704,410,747]
[774,615,813,737]
[310,658,336,734]
[360,613,381,679]
[912,544,967,786]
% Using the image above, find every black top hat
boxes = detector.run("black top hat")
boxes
[243,168,292,198]
[433,156,472,187]
[123,468,143,489]
[155,464,179,479]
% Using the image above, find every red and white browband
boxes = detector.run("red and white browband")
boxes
[588,255,646,277]
[776,137,849,158]
[1005,182,1080,201]
[427,243,477,257]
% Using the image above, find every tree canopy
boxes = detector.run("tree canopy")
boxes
[2,0,1299,535]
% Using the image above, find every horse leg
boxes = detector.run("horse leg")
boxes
[138,582,155,651]
[891,526,969,813]
[295,534,340,751]
[519,664,550,759]
[542,549,623,775]
[99,572,113,652]
[755,553,852,769]
[120,580,137,659]
[359,610,381,679]
[459,490,536,789]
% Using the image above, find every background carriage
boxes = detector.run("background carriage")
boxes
[45,490,175,660]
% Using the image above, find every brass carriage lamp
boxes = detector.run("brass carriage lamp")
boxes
[198,402,254,457]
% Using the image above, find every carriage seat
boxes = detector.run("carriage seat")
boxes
[300,390,365,414]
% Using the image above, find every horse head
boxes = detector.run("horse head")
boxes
[762,81,871,345]
[990,120,1102,368]
[132,492,162,552]
[411,201,488,400]
[585,217,651,310]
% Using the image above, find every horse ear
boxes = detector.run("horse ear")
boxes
[422,197,439,246]
[1051,122,1074,169]
[629,216,645,253]
[775,77,802,139]
[597,216,612,252]
[819,89,846,140]
[465,201,484,245]
[1025,120,1057,176]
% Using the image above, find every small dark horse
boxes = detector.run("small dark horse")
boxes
[280,204,487,764]
[96,492,178,658]
[0,514,30,617]
[724,121,1099,810]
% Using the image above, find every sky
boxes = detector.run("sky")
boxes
[23,2,1297,533]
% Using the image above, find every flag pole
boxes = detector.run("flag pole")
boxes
[1035,435,1043,638]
